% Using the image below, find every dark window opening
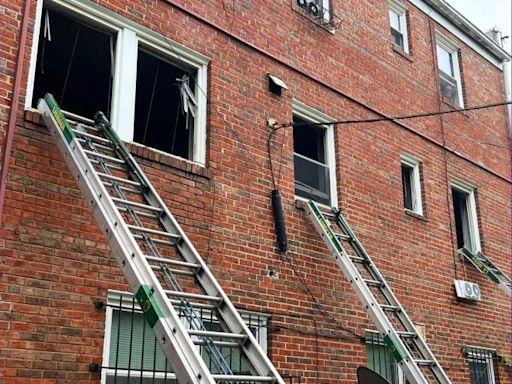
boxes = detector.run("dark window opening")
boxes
[401,164,414,211]
[293,116,330,205]
[134,49,196,160]
[32,7,115,118]
[452,188,472,250]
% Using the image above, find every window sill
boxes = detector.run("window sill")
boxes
[25,109,211,179]
[404,209,427,221]
[440,97,469,117]
[391,44,413,62]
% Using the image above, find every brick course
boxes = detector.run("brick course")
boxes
[0,0,510,383]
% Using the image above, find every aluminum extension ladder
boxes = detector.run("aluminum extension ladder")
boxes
[459,247,511,297]
[38,94,284,384]
[305,201,451,384]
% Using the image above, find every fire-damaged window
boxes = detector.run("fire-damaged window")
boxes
[31,7,116,118]
[451,178,481,253]
[292,100,337,207]
[27,1,209,165]
[134,48,197,159]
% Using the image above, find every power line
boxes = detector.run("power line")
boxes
[274,100,512,128]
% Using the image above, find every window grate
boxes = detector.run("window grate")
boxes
[463,347,500,384]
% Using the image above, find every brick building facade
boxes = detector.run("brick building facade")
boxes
[0,0,510,383]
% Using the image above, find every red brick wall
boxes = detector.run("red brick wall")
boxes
[1,0,510,382]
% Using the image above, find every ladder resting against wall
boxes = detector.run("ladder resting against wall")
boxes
[38,94,285,384]
[459,247,511,297]
[305,201,452,384]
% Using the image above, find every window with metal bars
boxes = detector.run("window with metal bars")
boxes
[464,347,500,384]
[101,291,269,383]
[365,332,405,384]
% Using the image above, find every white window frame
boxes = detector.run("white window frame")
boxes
[451,177,481,253]
[26,0,209,165]
[101,290,269,383]
[467,346,496,384]
[436,33,464,108]
[388,0,409,53]
[292,99,338,208]
[400,153,423,215]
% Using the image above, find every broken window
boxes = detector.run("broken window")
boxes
[293,115,331,205]
[451,180,480,252]
[134,48,197,160]
[32,6,116,118]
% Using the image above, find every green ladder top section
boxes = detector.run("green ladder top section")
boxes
[305,200,452,384]
[459,247,511,297]
[38,94,284,384]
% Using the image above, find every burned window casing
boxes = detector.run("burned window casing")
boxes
[134,49,197,160]
[452,188,473,250]
[401,164,414,211]
[32,7,115,117]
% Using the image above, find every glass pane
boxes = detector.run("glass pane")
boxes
[293,116,326,163]
[401,165,414,210]
[389,9,401,31]
[439,71,460,105]
[294,155,330,205]
[391,28,404,48]
[437,45,454,76]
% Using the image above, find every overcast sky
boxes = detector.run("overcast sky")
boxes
[445,0,511,54]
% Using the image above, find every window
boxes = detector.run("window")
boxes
[389,1,409,53]
[400,153,423,215]
[465,347,497,384]
[101,291,269,383]
[436,35,463,107]
[366,333,405,384]
[27,0,208,164]
[292,100,337,207]
[451,178,481,253]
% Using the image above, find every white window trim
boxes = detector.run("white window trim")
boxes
[26,0,209,165]
[389,0,409,53]
[292,99,338,208]
[400,153,423,216]
[451,177,481,253]
[466,346,496,384]
[436,33,464,108]
[101,290,269,383]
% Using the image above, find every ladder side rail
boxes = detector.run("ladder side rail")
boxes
[306,202,452,384]
[38,97,216,384]
[96,120,284,381]
[333,209,452,383]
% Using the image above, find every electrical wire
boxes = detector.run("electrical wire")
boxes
[274,100,512,128]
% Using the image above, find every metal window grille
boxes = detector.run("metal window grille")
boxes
[464,347,500,384]
[365,332,401,384]
[102,293,270,383]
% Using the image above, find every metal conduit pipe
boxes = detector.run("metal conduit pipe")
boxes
[0,0,31,222]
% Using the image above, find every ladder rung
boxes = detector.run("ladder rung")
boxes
[62,110,95,125]
[397,331,417,338]
[414,359,436,366]
[133,234,176,246]
[364,279,384,287]
[164,290,222,302]
[150,264,194,276]
[127,225,180,239]
[170,299,215,310]
[102,182,141,195]
[77,138,115,153]
[89,158,127,172]
[334,232,352,241]
[72,128,111,144]
[97,172,142,187]
[117,207,159,219]
[194,339,239,348]
[83,149,125,164]
[349,256,368,263]
[188,329,246,340]
[211,375,274,382]
[380,304,400,312]
[111,197,162,212]
[145,255,200,269]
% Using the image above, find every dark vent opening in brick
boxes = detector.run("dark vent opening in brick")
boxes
[32,7,115,118]
[134,49,195,160]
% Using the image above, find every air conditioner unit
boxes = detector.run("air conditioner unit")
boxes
[454,279,482,301]
[297,0,321,17]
